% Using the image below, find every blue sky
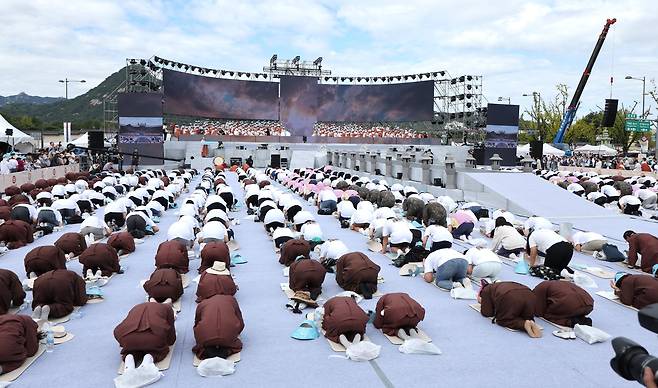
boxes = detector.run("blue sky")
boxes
[1,0,656,121]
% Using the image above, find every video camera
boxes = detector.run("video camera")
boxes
[611,304,658,386]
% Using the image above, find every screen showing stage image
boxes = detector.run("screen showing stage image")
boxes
[163,69,279,120]
[279,76,319,137]
[484,103,519,166]
[317,81,434,122]
[118,116,164,144]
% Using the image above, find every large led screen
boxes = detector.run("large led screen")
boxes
[279,76,319,137]
[484,103,520,166]
[163,69,279,120]
[317,81,434,122]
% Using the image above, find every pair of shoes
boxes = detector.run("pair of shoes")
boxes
[461,278,472,289]
[452,281,463,289]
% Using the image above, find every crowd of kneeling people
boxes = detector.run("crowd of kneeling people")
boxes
[241,164,658,340]
[0,166,253,376]
[4,162,658,374]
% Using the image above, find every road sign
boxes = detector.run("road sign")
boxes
[626,113,637,119]
[625,119,652,132]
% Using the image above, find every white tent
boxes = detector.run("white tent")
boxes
[517,143,565,157]
[0,113,35,145]
[69,132,111,148]
[574,144,618,156]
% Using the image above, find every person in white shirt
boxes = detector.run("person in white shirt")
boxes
[336,199,356,224]
[490,217,526,257]
[79,215,112,239]
[527,229,573,274]
[36,206,63,229]
[264,207,286,233]
[523,216,554,236]
[292,210,314,231]
[601,185,620,203]
[318,239,349,268]
[167,220,196,248]
[300,220,324,245]
[126,208,159,238]
[196,220,228,244]
[587,191,607,206]
[272,227,295,249]
[52,197,80,223]
[571,231,607,253]
[636,188,658,210]
[10,203,37,225]
[423,248,469,290]
[316,189,338,214]
[104,199,127,228]
[349,208,372,233]
[381,220,413,254]
[619,195,642,215]
[422,219,453,252]
[465,244,502,282]
[566,182,585,196]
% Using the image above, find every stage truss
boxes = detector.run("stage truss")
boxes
[104,56,485,139]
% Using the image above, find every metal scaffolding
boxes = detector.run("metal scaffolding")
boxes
[117,55,486,139]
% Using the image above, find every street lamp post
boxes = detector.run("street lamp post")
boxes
[58,78,86,100]
[497,97,511,104]
[523,92,541,141]
[625,75,652,157]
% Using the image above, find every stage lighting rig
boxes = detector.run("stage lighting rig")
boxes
[263,55,331,77]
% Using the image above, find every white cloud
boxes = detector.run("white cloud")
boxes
[0,0,655,120]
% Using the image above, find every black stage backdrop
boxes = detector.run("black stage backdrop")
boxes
[483,103,519,166]
[279,76,320,137]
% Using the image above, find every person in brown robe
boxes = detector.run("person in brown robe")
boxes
[32,270,88,318]
[54,232,87,257]
[199,242,230,273]
[79,243,121,277]
[143,269,184,303]
[612,273,658,309]
[373,293,425,336]
[335,252,381,299]
[279,239,311,267]
[322,296,369,343]
[479,281,542,337]
[155,241,189,274]
[0,220,34,249]
[533,280,594,327]
[193,295,244,359]
[0,269,26,315]
[289,258,326,300]
[24,245,67,277]
[114,302,176,362]
[107,232,136,255]
[624,231,658,273]
[195,271,238,303]
[0,315,39,374]
[0,206,11,221]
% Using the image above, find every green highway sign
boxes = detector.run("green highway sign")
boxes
[626,113,637,119]
[625,119,652,132]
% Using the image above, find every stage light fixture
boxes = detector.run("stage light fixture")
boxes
[292,56,301,65]
[313,57,323,66]
[324,77,329,81]
[333,77,338,81]
[357,77,362,82]
[411,75,416,80]
[459,76,465,82]
[467,76,473,81]
[270,54,277,64]
[349,77,354,82]
[246,72,251,77]
[396,76,402,81]
[229,71,234,76]
[466,94,472,99]
[140,59,146,65]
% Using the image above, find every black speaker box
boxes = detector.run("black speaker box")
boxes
[88,131,104,149]
[602,99,618,127]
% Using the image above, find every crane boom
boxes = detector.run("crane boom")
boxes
[553,18,617,144]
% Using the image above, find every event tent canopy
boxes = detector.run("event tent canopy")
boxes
[573,144,618,156]
[516,143,565,157]
[0,113,35,144]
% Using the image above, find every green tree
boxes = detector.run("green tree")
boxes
[564,118,596,144]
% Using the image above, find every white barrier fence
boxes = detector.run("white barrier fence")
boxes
[0,164,80,192]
